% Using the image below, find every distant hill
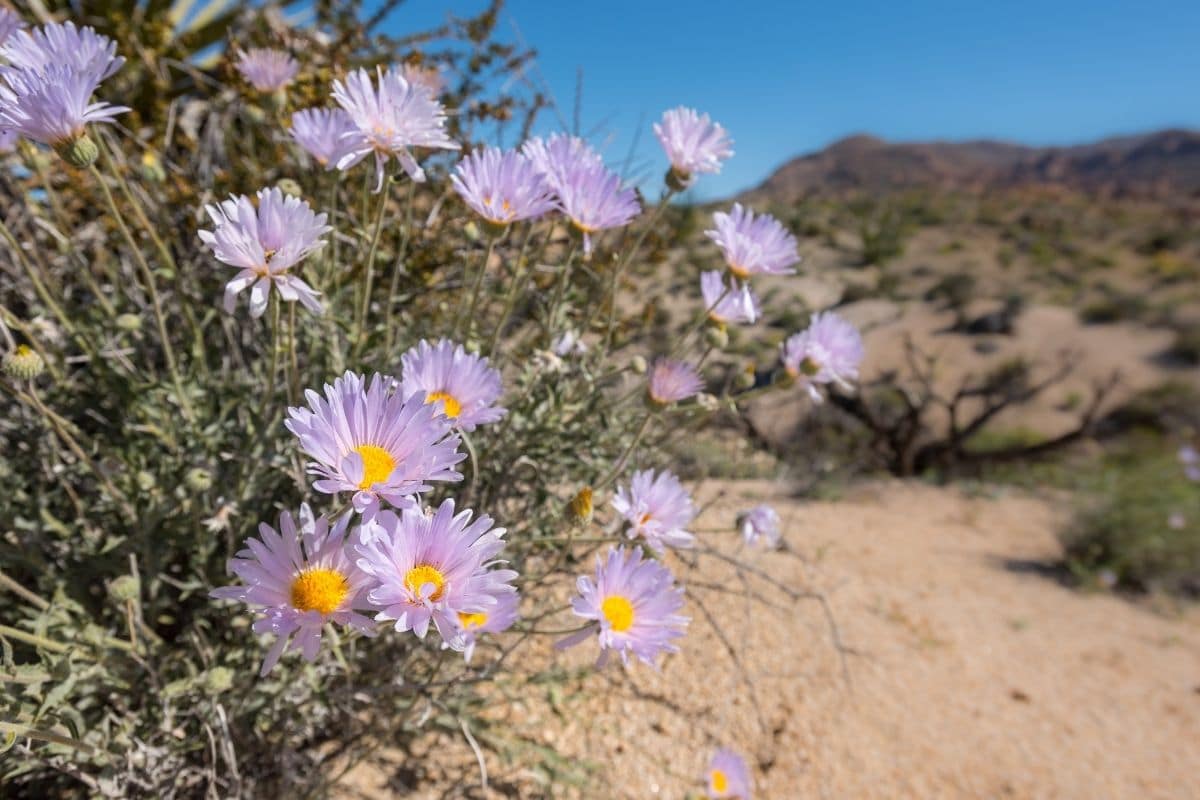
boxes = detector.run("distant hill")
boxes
[741,130,1200,203]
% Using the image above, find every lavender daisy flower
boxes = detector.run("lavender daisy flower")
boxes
[706,204,800,279]
[234,48,299,93]
[1179,444,1200,482]
[1,21,123,80]
[556,546,688,668]
[400,62,444,96]
[332,66,460,191]
[654,106,733,188]
[700,270,760,326]
[553,329,588,357]
[210,505,377,676]
[780,311,865,402]
[448,583,520,663]
[355,499,515,645]
[451,146,556,227]
[0,9,24,48]
[521,133,604,195]
[198,187,330,317]
[738,505,781,548]
[286,371,465,517]
[0,64,128,164]
[397,339,507,432]
[612,468,696,552]
[555,161,640,254]
[289,108,355,168]
[648,358,703,406]
[707,748,752,799]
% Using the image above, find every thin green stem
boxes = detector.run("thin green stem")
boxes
[261,297,281,419]
[354,180,392,356]
[456,234,499,341]
[286,301,299,406]
[0,570,49,610]
[544,241,578,339]
[599,189,675,353]
[0,624,68,653]
[0,721,104,757]
[384,180,417,355]
[595,412,655,490]
[485,222,536,357]
[0,217,86,359]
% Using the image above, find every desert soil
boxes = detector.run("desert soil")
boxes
[336,480,1200,799]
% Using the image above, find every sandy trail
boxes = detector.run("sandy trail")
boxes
[337,481,1200,799]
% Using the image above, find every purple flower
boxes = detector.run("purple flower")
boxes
[198,187,330,318]
[447,582,520,663]
[707,748,752,799]
[1,21,123,80]
[654,106,733,184]
[285,372,465,518]
[210,505,377,676]
[0,64,128,149]
[648,358,703,406]
[397,339,507,432]
[1179,444,1200,482]
[553,329,588,357]
[612,468,696,552]
[0,128,18,153]
[399,62,444,96]
[0,9,24,48]
[355,499,516,647]
[738,505,780,548]
[556,545,688,668]
[521,133,603,195]
[289,108,356,168]
[332,66,460,191]
[700,270,760,326]
[235,48,299,93]
[554,161,641,254]
[451,146,556,226]
[780,311,865,402]
[706,204,800,279]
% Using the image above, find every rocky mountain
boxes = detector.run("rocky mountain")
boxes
[742,129,1200,203]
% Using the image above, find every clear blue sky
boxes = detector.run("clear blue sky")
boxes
[371,0,1200,200]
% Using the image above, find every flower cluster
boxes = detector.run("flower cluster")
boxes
[0,20,128,164]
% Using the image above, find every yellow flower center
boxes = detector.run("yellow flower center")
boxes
[728,263,751,280]
[425,390,462,419]
[353,444,396,490]
[710,768,729,794]
[289,568,350,615]
[600,595,634,633]
[404,564,447,602]
[16,345,32,357]
[458,610,488,629]
[638,512,653,526]
[800,356,821,377]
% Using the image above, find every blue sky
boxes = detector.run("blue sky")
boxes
[372,0,1200,200]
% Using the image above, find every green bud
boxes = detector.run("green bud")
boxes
[276,178,302,198]
[3,344,45,381]
[139,151,167,183]
[109,575,140,602]
[664,166,692,193]
[704,323,729,349]
[135,470,156,491]
[115,313,143,332]
[463,221,481,242]
[735,368,756,390]
[630,355,648,374]
[184,467,214,492]
[481,219,509,238]
[202,667,234,695]
[54,133,99,168]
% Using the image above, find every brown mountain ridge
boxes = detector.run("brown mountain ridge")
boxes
[741,129,1200,203]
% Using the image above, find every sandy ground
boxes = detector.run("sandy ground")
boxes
[335,480,1200,799]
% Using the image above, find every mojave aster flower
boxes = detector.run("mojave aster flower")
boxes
[290,108,356,168]
[612,468,696,552]
[399,62,444,95]
[451,146,555,227]
[521,133,604,195]
[286,371,465,518]
[700,270,760,326]
[397,339,506,432]
[647,358,703,406]
[780,311,864,402]
[355,499,515,645]
[556,545,688,668]
[706,203,800,279]
[0,9,24,48]
[198,187,330,317]
[446,580,520,663]
[210,506,377,676]
[707,748,752,799]
[332,65,459,191]
[1,21,123,80]
[554,160,641,254]
[0,64,128,159]
[654,106,733,187]
[235,48,299,93]
[738,504,781,548]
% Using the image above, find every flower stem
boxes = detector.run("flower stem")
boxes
[598,189,674,354]
[384,179,417,355]
[595,412,655,490]
[354,176,392,357]
[454,233,499,341]
[485,222,536,357]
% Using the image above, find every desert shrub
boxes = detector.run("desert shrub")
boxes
[923,271,976,312]
[0,3,859,797]
[1062,449,1200,596]
[1162,324,1200,366]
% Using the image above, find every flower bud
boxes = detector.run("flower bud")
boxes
[704,323,729,350]
[735,367,756,390]
[54,133,98,168]
[136,471,157,491]
[109,574,140,602]
[139,151,166,183]
[184,467,214,492]
[276,178,302,197]
[3,344,45,381]
[565,487,594,526]
[115,313,142,332]
[463,221,481,242]
[202,666,234,695]
[630,355,648,374]
[665,166,692,193]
